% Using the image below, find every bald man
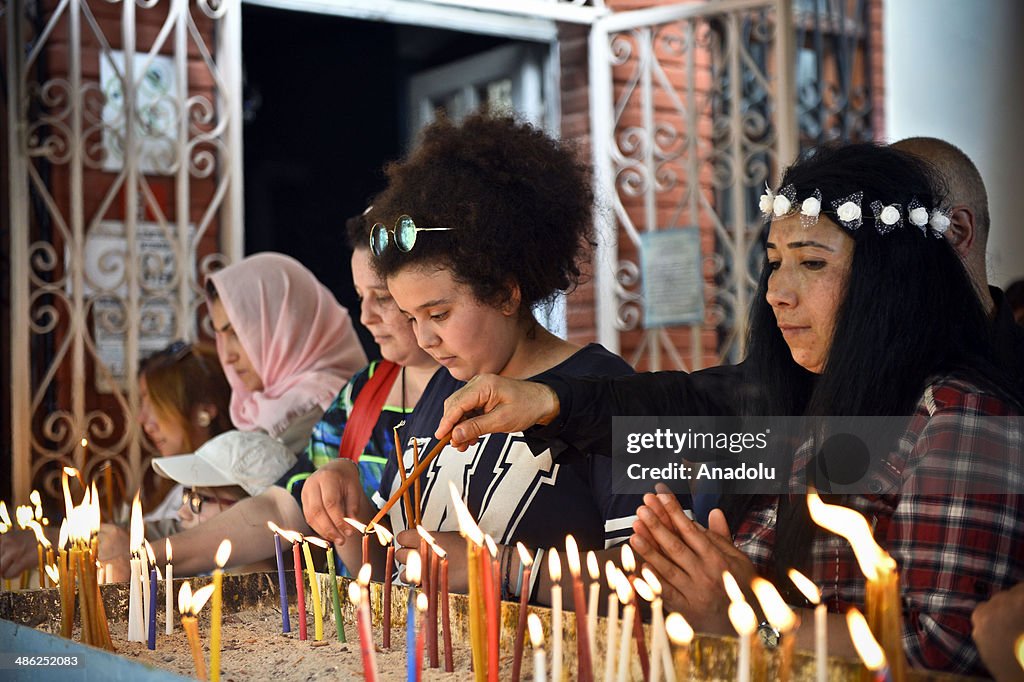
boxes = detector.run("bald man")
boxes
[893,136,1024,394]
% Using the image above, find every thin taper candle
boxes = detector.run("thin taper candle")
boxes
[210,540,231,682]
[165,539,174,635]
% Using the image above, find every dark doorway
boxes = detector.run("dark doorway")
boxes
[241,6,510,357]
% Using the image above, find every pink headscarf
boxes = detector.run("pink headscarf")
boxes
[207,253,367,438]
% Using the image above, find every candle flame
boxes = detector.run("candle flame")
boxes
[358,563,372,586]
[45,563,60,585]
[633,578,654,603]
[620,544,636,572]
[348,581,362,603]
[166,538,173,564]
[751,577,797,631]
[448,481,483,545]
[517,542,534,568]
[0,501,10,527]
[1014,634,1024,672]
[788,568,821,605]
[587,551,599,581]
[58,519,69,550]
[406,550,422,585]
[305,536,330,549]
[722,570,746,604]
[665,612,694,645]
[807,490,894,581]
[30,490,42,521]
[191,584,215,615]
[129,492,143,550]
[215,539,232,568]
[178,581,192,614]
[614,571,633,605]
[564,535,581,577]
[416,526,436,544]
[846,607,887,671]
[641,567,661,596]
[527,613,544,649]
[728,600,758,636]
[275,528,303,544]
[548,548,561,583]
[605,561,618,590]
[484,535,497,558]
[145,540,157,564]
[344,517,367,535]
[27,520,49,548]
[89,482,100,532]
[374,525,394,546]
[267,521,285,536]
[16,505,32,528]
[81,437,88,448]
[416,592,428,612]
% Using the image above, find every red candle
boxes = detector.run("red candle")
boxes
[484,536,499,682]
[383,545,395,648]
[440,556,453,672]
[349,581,379,682]
[566,536,594,682]
[511,543,534,682]
[292,540,307,641]
[621,545,649,679]
[415,593,428,681]
[416,526,442,669]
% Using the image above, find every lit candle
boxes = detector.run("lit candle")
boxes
[724,571,757,682]
[179,581,214,681]
[484,535,500,682]
[752,577,798,682]
[303,536,327,641]
[165,539,174,635]
[415,592,428,681]
[449,481,485,680]
[549,549,563,682]
[641,567,676,682]
[665,612,694,681]
[57,520,72,638]
[586,551,600,676]
[632,577,659,682]
[345,517,371,568]
[267,522,292,633]
[604,563,620,682]
[210,539,232,682]
[289,532,307,640]
[565,536,594,682]
[847,607,893,682]
[326,543,344,642]
[127,493,144,642]
[439,548,453,672]
[615,574,636,682]
[808,491,903,681]
[788,569,826,682]
[417,527,441,669]
[377,525,396,648]
[512,543,535,682]
[528,613,546,682]
[350,579,379,682]
[620,545,649,680]
[406,550,422,682]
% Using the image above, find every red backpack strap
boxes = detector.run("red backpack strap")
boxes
[337,360,402,462]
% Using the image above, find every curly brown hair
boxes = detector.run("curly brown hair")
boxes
[369,113,594,311]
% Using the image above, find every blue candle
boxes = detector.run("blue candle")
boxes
[274,534,291,633]
[147,567,157,649]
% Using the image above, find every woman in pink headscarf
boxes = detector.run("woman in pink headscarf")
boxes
[204,252,367,452]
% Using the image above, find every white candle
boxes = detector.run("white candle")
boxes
[604,563,619,682]
[549,550,562,682]
[789,568,827,682]
[586,552,600,673]
[727,601,757,682]
[165,539,174,635]
[128,556,143,641]
[528,613,546,682]
[615,602,635,682]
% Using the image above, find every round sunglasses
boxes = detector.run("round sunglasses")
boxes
[369,215,453,256]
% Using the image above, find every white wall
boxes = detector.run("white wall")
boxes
[885,0,1024,288]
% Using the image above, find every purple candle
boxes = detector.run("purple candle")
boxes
[147,567,158,649]
[274,533,291,633]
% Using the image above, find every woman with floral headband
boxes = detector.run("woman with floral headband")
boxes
[436,143,1023,675]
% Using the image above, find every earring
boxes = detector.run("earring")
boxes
[196,410,212,428]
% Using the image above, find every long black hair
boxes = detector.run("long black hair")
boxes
[728,142,1018,591]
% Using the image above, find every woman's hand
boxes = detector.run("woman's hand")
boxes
[302,459,372,544]
[436,374,560,450]
[630,485,758,626]
[394,529,468,593]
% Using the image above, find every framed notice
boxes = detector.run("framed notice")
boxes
[639,228,705,328]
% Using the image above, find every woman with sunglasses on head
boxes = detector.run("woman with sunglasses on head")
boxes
[436,143,1024,674]
[302,113,649,605]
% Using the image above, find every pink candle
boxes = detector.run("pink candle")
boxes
[292,541,307,640]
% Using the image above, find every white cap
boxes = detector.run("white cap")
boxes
[152,430,297,497]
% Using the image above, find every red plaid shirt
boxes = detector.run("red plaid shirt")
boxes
[734,376,1024,675]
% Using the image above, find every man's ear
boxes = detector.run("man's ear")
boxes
[945,205,976,257]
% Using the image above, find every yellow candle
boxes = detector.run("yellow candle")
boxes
[210,539,232,682]
[179,581,215,682]
[302,539,324,641]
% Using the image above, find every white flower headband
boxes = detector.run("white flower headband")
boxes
[759,183,950,237]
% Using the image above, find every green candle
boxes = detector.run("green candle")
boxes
[326,546,345,642]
